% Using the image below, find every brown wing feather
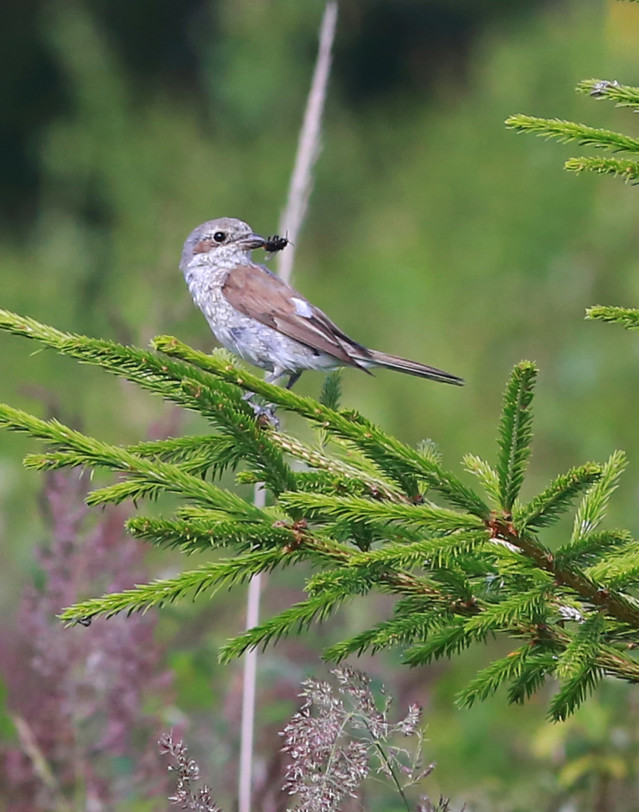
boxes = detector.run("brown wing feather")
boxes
[222,264,371,369]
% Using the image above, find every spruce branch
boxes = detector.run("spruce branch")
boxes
[505,115,639,153]
[324,606,453,662]
[27,434,243,475]
[345,530,490,571]
[280,469,403,502]
[496,361,536,511]
[0,405,266,518]
[421,566,475,604]
[591,643,639,683]
[565,156,639,182]
[25,435,247,505]
[586,305,639,329]
[508,77,639,186]
[456,645,538,709]
[555,612,605,681]
[279,492,485,534]
[126,515,297,555]
[320,370,343,411]
[577,78,639,108]
[85,478,176,506]
[262,430,410,507]
[556,529,634,568]
[512,463,603,531]
[219,591,351,662]
[153,335,490,516]
[549,660,604,722]
[461,587,551,637]
[403,622,473,666]
[462,454,501,507]
[488,515,639,630]
[126,434,246,480]
[306,559,481,618]
[507,650,558,704]
[586,544,639,588]
[0,405,253,513]
[570,451,627,545]
[60,548,301,624]
[5,303,639,714]
[0,309,295,494]
[272,431,405,502]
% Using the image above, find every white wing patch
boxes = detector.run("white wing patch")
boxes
[292,297,314,318]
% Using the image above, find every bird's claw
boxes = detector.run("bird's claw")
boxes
[244,395,280,428]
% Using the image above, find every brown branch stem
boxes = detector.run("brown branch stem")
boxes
[489,516,639,629]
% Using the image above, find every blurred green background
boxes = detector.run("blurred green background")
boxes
[2,0,639,808]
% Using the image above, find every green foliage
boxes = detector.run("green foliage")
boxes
[319,370,343,411]
[566,451,628,551]
[151,335,492,518]
[513,463,602,531]
[577,78,639,107]
[1,2,639,807]
[505,114,639,153]
[2,308,639,722]
[463,454,500,508]
[551,613,606,721]
[506,76,639,189]
[565,155,639,182]
[586,306,639,330]
[457,644,540,709]
[496,361,536,511]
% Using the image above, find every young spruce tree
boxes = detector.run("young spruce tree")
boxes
[0,293,638,724]
[5,19,639,723]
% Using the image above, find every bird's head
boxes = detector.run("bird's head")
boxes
[180,217,266,273]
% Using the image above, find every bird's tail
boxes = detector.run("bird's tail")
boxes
[364,349,464,386]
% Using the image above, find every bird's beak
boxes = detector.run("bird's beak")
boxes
[239,233,266,250]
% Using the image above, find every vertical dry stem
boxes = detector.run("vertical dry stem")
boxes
[277,1,338,284]
[238,484,266,812]
[238,5,338,812]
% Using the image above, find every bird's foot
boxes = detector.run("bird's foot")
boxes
[253,401,280,429]
[242,391,280,428]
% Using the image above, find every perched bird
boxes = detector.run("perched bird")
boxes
[180,217,463,390]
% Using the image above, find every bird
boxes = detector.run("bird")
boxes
[179,217,463,391]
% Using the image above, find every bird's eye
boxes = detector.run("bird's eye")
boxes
[213,231,226,243]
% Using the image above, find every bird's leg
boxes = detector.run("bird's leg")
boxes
[242,392,280,428]
[285,371,302,390]
[241,367,289,427]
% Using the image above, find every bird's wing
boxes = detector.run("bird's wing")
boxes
[222,264,371,369]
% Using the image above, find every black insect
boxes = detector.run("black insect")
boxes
[264,234,289,253]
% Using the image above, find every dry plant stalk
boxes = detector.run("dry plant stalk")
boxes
[239,5,339,812]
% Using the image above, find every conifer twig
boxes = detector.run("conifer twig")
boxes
[152,336,490,515]
[586,305,639,329]
[505,114,639,153]
[496,361,536,511]
[577,78,639,108]
[565,156,639,182]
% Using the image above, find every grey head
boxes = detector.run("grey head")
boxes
[179,217,266,273]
